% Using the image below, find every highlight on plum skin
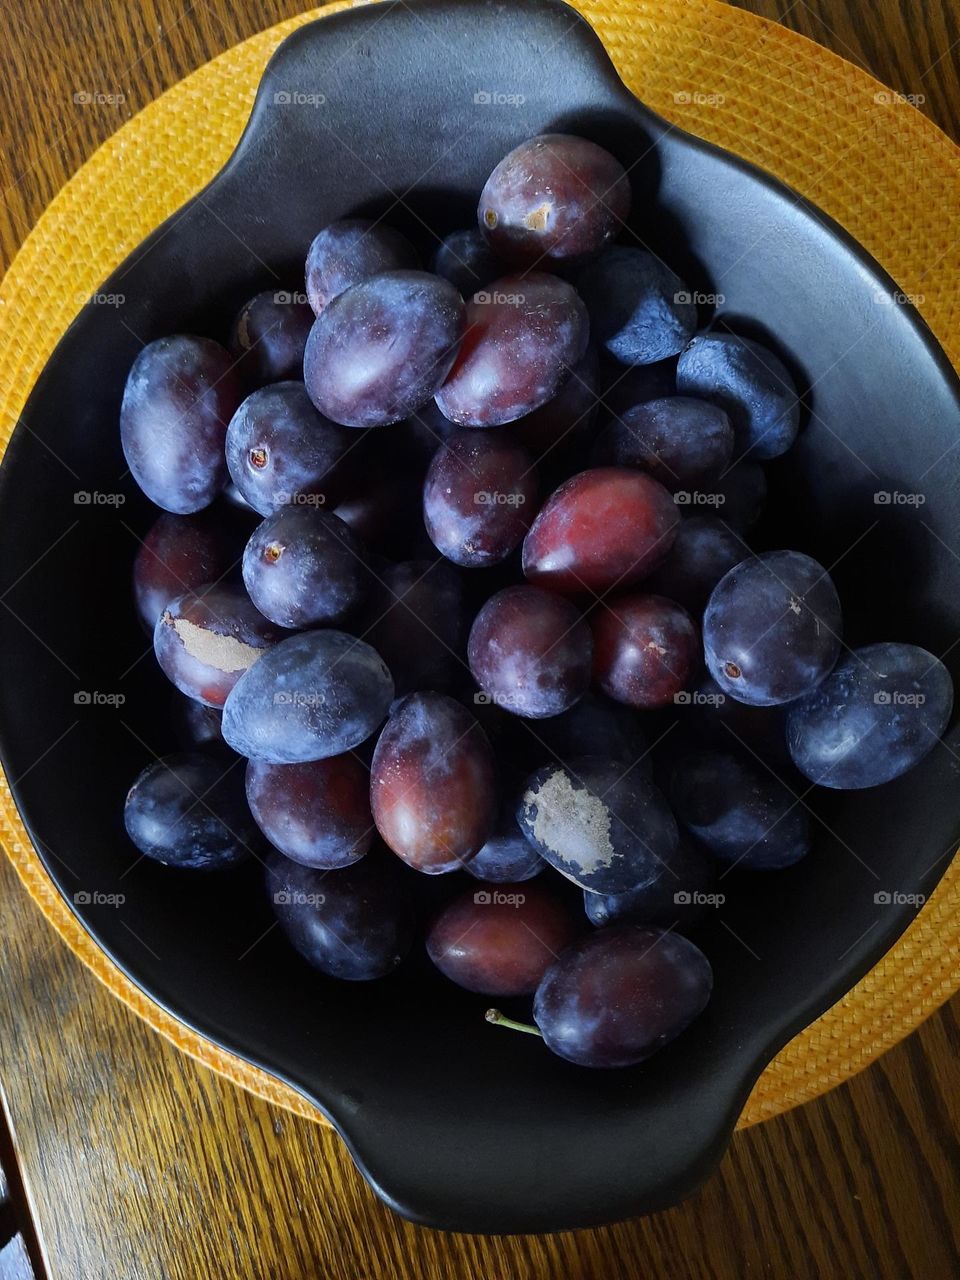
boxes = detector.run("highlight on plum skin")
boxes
[304,270,465,428]
[434,272,589,428]
[246,755,373,870]
[467,584,592,719]
[591,593,699,709]
[241,506,369,629]
[221,629,395,764]
[267,850,415,981]
[124,753,260,871]
[786,642,954,789]
[154,582,283,709]
[677,332,801,461]
[478,133,631,267]
[120,335,242,514]
[305,219,419,315]
[703,550,842,707]
[522,467,679,598]
[423,428,539,568]
[427,880,580,996]
[464,797,545,883]
[225,381,354,517]
[669,748,811,870]
[529,925,714,1068]
[370,692,498,874]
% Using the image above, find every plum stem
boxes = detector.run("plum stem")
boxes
[485,1008,542,1038]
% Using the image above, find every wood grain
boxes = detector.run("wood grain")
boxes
[0,2,959,1278]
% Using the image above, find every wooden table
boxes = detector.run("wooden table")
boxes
[1,2,959,1276]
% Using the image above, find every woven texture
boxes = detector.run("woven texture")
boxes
[0,0,958,1130]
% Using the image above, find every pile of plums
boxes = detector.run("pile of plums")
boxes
[121,133,954,1070]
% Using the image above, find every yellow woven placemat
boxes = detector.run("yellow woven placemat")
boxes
[1,0,958,1130]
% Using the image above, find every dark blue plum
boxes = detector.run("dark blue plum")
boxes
[677,333,800,460]
[583,836,717,929]
[531,926,713,1067]
[124,753,258,870]
[304,271,465,428]
[602,357,677,416]
[517,755,677,894]
[221,630,394,763]
[787,642,954,789]
[704,551,842,706]
[576,248,697,365]
[593,396,734,491]
[242,506,368,628]
[171,691,228,753]
[465,798,545,883]
[305,219,419,314]
[533,693,648,769]
[685,674,790,768]
[120,335,242,513]
[230,291,314,385]
[246,755,372,868]
[267,851,414,980]
[431,228,502,296]
[225,382,354,516]
[670,748,810,869]
[707,462,767,531]
[646,516,750,615]
[365,559,468,696]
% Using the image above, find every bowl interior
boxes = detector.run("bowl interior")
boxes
[1,0,958,1233]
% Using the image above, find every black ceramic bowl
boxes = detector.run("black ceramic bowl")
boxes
[1,0,959,1234]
